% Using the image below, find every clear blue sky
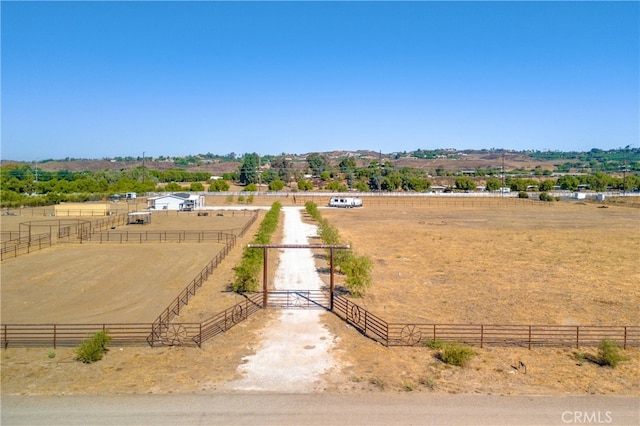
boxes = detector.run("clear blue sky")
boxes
[1,1,638,161]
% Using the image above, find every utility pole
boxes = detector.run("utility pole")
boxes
[142,151,146,183]
[502,151,505,197]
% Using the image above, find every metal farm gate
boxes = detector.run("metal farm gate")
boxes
[247,243,350,310]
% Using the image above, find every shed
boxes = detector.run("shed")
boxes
[127,211,152,225]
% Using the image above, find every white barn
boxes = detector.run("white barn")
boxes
[147,193,205,211]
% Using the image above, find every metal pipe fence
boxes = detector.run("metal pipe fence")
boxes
[332,295,639,349]
[85,230,239,244]
[2,294,638,350]
[0,233,52,260]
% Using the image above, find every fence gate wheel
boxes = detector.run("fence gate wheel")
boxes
[401,324,422,346]
[163,324,188,346]
[348,305,361,325]
[232,305,243,323]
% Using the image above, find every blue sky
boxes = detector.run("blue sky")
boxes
[1,1,638,161]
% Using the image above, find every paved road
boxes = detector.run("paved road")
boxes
[2,394,638,425]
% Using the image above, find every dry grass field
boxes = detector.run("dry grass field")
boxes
[1,198,638,396]
[320,199,639,326]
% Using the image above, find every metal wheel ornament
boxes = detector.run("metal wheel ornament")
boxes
[232,305,243,323]
[292,294,304,308]
[400,324,422,346]
[163,324,188,346]
[348,305,361,325]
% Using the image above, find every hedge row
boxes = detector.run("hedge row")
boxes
[232,202,282,292]
[305,202,372,297]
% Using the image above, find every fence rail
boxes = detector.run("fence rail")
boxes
[2,295,638,349]
[333,295,639,349]
[148,210,259,341]
[2,323,159,348]
[85,230,239,244]
[0,233,52,260]
[195,293,264,346]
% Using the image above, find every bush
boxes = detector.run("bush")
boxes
[518,191,529,199]
[598,339,627,367]
[341,254,373,298]
[539,192,555,202]
[426,339,444,350]
[76,330,112,363]
[440,342,475,367]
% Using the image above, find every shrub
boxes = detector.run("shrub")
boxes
[539,192,555,202]
[597,339,627,367]
[440,342,475,367]
[426,339,445,350]
[341,254,373,298]
[518,191,529,199]
[76,330,112,363]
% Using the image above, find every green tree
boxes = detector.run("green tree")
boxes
[557,175,579,191]
[270,155,292,182]
[307,153,329,176]
[189,182,204,192]
[538,179,555,192]
[485,178,501,191]
[268,179,285,191]
[338,157,357,173]
[209,180,230,192]
[297,180,313,191]
[239,153,260,185]
[164,182,183,192]
[454,176,476,191]
[325,181,347,191]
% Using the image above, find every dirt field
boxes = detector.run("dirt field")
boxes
[1,198,638,396]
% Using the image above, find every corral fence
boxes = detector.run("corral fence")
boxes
[0,209,258,259]
[333,295,639,349]
[151,209,257,217]
[84,229,240,244]
[3,291,638,350]
[147,211,259,342]
[1,215,127,259]
[0,298,264,349]
[0,233,52,260]
[1,211,261,349]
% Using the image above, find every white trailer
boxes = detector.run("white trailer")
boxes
[328,197,363,208]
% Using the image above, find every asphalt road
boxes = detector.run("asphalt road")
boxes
[2,394,638,426]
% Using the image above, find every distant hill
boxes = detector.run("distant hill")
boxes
[1,148,636,174]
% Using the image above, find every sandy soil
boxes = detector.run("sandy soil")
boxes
[1,199,638,396]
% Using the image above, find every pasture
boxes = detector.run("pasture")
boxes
[321,199,639,326]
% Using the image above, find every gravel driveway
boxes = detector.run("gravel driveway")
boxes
[226,207,338,392]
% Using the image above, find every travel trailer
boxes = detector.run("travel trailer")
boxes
[328,197,363,208]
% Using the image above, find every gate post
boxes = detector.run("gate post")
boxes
[330,248,335,311]
[263,247,268,307]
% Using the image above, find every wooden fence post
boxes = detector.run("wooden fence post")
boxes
[623,326,627,350]
[576,326,580,349]
[480,324,484,349]
[528,325,532,350]
[53,324,57,349]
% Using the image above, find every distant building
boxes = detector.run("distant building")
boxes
[147,193,205,211]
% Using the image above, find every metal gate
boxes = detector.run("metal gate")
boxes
[266,290,330,309]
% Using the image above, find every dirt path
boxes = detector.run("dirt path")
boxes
[225,207,339,392]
